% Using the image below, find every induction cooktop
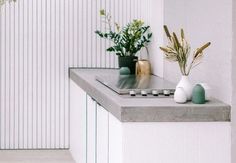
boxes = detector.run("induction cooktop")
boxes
[96,74,176,97]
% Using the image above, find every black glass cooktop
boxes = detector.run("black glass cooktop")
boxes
[96,74,175,95]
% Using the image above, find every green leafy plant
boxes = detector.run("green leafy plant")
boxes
[0,0,16,7]
[160,25,211,75]
[95,9,152,57]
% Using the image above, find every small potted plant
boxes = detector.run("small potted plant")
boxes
[95,9,152,74]
[160,25,211,100]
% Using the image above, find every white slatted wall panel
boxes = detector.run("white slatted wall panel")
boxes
[0,0,150,149]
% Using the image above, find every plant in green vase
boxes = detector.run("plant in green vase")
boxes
[160,25,211,100]
[95,9,152,74]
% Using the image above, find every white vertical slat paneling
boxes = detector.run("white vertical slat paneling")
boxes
[96,0,101,68]
[78,0,82,67]
[111,0,115,68]
[37,0,42,149]
[27,0,32,149]
[54,0,60,149]
[91,0,96,68]
[50,0,56,149]
[63,0,67,149]
[32,0,37,148]
[87,0,92,67]
[65,0,71,149]
[0,0,151,149]
[3,2,6,149]
[100,0,105,67]
[14,1,19,149]
[5,3,10,149]
[59,0,64,149]
[9,2,15,149]
[0,4,4,149]
[0,5,2,149]
[105,0,109,68]
[18,0,23,149]
[62,0,68,148]
[45,0,51,148]
[41,0,47,149]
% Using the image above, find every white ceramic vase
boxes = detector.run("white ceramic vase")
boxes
[176,76,193,101]
[174,87,187,103]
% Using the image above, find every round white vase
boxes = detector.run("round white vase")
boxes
[176,76,193,101]
[174,87,187,103]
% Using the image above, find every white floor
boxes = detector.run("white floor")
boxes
[0,150,75,163]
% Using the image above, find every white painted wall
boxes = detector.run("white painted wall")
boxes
[149,0,164,77]
[232,0,236,162]
[163,0,232,104]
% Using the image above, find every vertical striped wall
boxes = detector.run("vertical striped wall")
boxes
[0,0,150,149]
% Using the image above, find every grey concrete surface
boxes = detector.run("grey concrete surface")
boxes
[70,68,231,122]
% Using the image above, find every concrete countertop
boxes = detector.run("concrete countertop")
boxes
[69,68,231,122]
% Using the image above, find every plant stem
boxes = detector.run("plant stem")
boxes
[106,14,112,31]
[187,60,195,75]
[144,46,149,58]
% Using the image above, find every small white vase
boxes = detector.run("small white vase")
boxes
[174,87,187,103]
[176,76,193,101]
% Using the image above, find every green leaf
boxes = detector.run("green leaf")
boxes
[107,47,115,52]
[95,30,104,37]
[95,18,152,56]
[148,33,152,39]
[100,9,106,16]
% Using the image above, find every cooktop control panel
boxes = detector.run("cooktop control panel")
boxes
[96,74,175,98]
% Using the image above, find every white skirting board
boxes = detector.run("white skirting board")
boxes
[0,150,75,163]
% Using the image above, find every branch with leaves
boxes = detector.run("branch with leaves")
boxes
[0,0,16,7]
[95,9,152,57]
[160,25,211,75]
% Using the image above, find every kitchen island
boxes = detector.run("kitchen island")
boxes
[69,68,231,163]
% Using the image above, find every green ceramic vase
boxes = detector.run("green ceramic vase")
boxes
[192,84,206,104]
[119,67,131,75]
